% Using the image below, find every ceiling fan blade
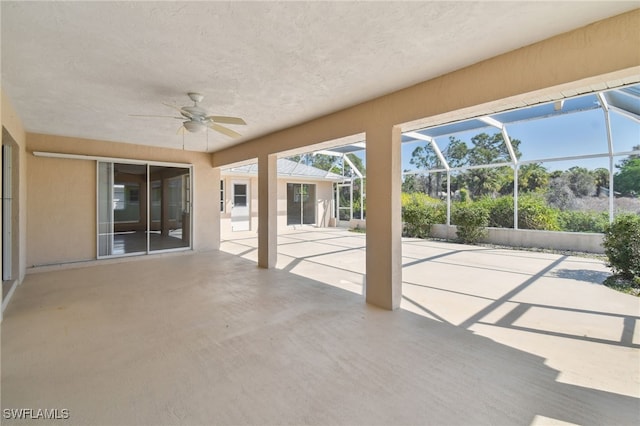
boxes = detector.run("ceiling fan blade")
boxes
[207,115,247,125]
[163,102,193,118]
[176,125,186,135]
[209,123,242,138]
[130,114,183,119]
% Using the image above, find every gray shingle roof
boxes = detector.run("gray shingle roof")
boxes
[224,158,344,181]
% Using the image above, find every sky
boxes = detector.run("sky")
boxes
[343,88,639,175]
[398,94,639,174]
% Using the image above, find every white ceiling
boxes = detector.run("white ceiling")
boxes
[1,1,637,153]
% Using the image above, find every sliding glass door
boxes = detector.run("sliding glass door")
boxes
[287,183,316,225]
[97,161,191,258]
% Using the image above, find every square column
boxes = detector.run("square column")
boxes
[212,167,221,250]
[365,124,402,310]
[258,154,278,268]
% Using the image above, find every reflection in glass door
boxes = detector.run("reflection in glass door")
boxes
[97,161,191,258]
[149,166,190,251]
[97,162,114,256]
[98,162,147,256]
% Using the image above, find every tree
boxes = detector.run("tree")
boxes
[565,166,596,197]
[615,157,640,197]
[462,133,522,198]
[466,132,521,166]
[409,144,444,197]
[346,154,366,218]
[346,153,365,177]
[402,173,428,193]
[546,176,576,210]
[463,133,521,198]
[592,167,610,197]
[518,163,549,193]
[614,146,640,197]
[442,136,468,168]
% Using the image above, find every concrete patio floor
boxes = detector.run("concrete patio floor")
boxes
[222,228,640,399]
[1,228,638,425]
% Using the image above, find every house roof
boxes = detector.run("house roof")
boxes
[223,158,344,182]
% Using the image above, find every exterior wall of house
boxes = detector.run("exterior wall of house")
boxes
[25,133,219,268]
[220,175,334,238]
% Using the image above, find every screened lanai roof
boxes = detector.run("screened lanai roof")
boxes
[402,84,640,143]
[318,84,639,156]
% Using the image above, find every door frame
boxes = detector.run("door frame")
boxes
[96,159,194,259]
[287,182,317,226]
[230,179,251,232]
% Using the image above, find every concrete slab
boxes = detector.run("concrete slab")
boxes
[224,228,640,400]
[1,229,638,425]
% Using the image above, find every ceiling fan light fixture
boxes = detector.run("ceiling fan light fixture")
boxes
[183,120,206,133]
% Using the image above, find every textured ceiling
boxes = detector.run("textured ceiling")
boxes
[1,1,637,152]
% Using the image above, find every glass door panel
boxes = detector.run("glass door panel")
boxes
[287,183,302,225]
[302,184,316,224]
[149,166,191,251]
[287,183,316,225]
[112,163,147,255]
[97,162,114,257]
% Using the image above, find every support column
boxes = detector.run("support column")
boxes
[212,167,221,250]
[258,154,277,268]
[365,124,402,310]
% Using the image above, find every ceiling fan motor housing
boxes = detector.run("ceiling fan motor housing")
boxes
[188,92,204,103]
[183,121,207,133]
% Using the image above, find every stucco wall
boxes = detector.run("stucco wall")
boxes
[27,156,96,266]
[430,224,605,254]
[220,175,334,238]
[26,133,219,267]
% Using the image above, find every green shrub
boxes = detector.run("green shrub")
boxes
[518,194,560,230]
[603,214,640,279]
[401,193,446,238]
[452,203,488,244]
[477,196,513,228]
[558,210,609,233]
[476,195,559,230]
[459,188,470,203]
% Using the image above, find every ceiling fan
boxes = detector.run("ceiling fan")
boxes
[132,92,246,138]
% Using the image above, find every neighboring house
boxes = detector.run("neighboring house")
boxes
[220,158,344,237]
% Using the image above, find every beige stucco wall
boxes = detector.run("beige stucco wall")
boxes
[26,133,219,267]
[220,175,334,238]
